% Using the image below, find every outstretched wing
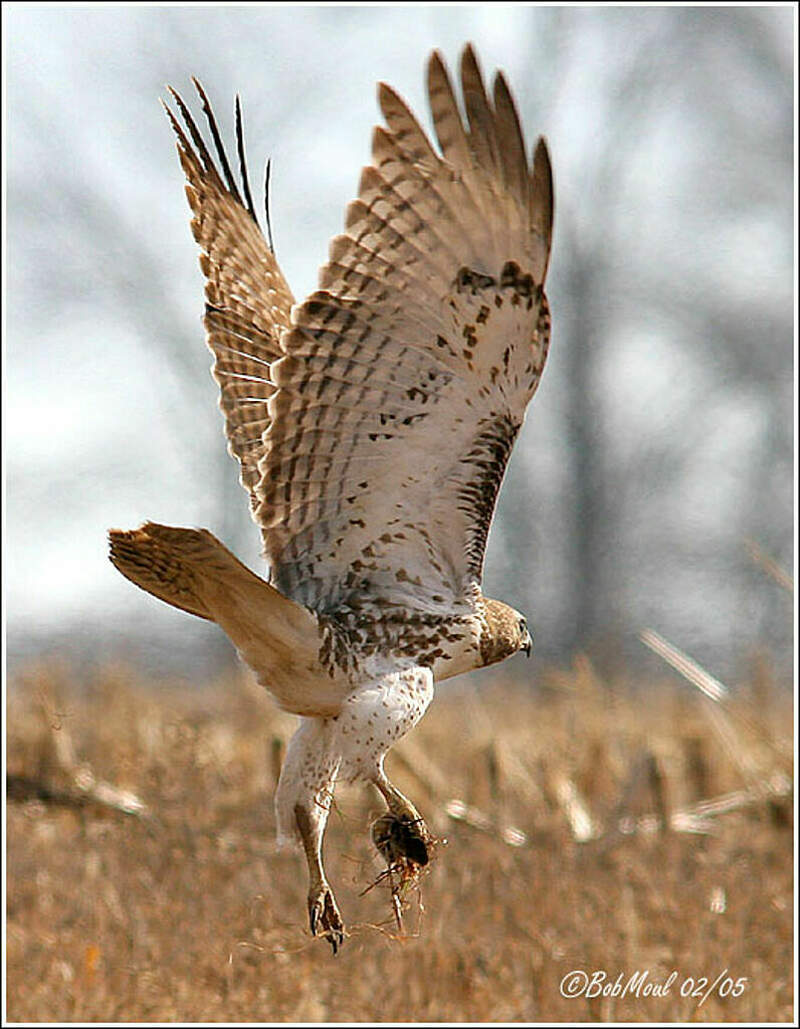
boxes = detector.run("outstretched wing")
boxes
[257,46,553,617]
[164,83,294,503]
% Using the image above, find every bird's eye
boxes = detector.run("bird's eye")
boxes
[518,617,527,635]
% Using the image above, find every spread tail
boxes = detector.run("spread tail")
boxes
[107,521,345,716]
[108,522,222,620]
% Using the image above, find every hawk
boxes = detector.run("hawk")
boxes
[109,44,553,953]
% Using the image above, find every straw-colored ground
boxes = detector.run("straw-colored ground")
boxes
[6,656,794,1022]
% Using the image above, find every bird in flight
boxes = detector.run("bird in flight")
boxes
[109,44,553,953]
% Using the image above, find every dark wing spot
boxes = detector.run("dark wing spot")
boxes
[455,266,496,294]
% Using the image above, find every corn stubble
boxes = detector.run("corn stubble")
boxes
[6,657,793,1022]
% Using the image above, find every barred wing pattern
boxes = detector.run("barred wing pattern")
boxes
[164,83,294,502]
[258,48,552,616]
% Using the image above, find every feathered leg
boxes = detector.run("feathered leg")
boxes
[276,717,345,952]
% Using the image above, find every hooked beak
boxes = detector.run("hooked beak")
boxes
[523,632,533,658]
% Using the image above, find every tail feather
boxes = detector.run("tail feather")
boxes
[108,522,344,715]
[108,522,218,620]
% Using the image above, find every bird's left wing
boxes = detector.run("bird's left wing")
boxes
[164,83,294,504]
[256,47,553,618]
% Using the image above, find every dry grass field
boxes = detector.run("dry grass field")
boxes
[6,654,794,1023]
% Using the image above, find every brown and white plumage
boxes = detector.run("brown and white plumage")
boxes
[262,49,551,617]
[109,45,553,953]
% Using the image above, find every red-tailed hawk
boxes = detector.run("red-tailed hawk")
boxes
[109,44,553,953]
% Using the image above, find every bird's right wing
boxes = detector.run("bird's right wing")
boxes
[254,47,553,617]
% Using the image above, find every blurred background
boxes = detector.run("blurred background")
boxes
[5,5,795,683]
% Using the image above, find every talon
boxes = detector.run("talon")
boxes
[308,882,345,954]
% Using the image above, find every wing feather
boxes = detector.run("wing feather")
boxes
[256,47,553,617]
[377,82,440,170]
[492,72,530,205]
[460,45,501,176]
[427,50,472,167]
[531,137,555,280]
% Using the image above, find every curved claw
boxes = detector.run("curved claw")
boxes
[308,882,345,954]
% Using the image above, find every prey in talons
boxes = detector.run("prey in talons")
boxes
[367,808,441,935]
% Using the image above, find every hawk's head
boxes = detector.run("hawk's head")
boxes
[480,598,533,667]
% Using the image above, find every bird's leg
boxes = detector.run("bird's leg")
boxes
[294,802,344,954]
[372,767,422,822]
[371,766,432,867]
